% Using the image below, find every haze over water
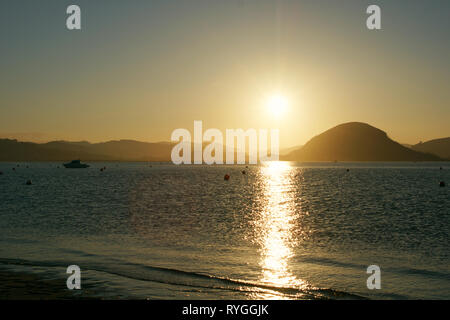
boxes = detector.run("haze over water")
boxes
[1,162,449,299]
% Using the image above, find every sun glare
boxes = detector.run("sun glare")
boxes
[266,94,289,117]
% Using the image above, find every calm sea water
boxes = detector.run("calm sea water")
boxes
[0,162,449,299]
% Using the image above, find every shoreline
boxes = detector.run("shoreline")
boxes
[0,269,83,300]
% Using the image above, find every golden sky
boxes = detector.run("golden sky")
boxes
[1,1,449,147]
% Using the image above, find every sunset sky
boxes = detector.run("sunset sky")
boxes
[1,0,449,148]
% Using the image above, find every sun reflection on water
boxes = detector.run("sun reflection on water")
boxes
[250,161,308,299]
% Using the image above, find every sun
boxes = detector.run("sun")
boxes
[266,94,289,117]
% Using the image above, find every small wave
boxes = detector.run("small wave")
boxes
[0,257,365,300]
[393,267,450,281]
[297,256,366,270]
[297,256,450,281]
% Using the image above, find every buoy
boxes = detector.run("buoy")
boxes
[440,167,443,170]
[224,174,230,181]
[242,170,246,175]
[0,171,3,175]
[100,168,104,172]
[346,169,350,172]
[26,180,32,185]
[440,181,446,187]
[12,167,15,171]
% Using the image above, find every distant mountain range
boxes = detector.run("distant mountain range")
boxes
[0,122,448,162]
[0,139,174,161]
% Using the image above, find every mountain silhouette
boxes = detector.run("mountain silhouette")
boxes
[282,122,442,161]
[1,123,446,162]
[0,140,241,162]
[0,139,174,161]
[411,138,450,160]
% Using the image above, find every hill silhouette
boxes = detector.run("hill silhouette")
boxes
[0,140,243,162]
[411,138,450,160]
[0,139,174,161]
[1,123,446,162]
[283,122,442,161]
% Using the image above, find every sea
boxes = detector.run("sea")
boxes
[0,161,449,300]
